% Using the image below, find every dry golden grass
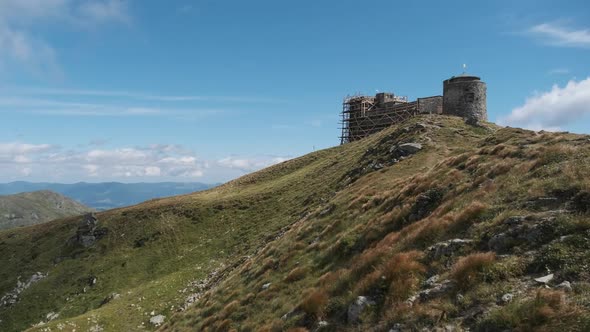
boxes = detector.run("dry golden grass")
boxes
[220,300,239,318]
[300,288,329,317]
[450,252,496,289]
[355,251,425,303]
[532,144,579,169]
[284,266,308,282]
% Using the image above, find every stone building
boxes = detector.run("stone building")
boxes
[340,74,487,144]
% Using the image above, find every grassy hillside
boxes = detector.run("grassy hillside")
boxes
[0,190,94,230]
[1,115,589,331]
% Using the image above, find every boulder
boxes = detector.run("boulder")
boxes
[500,293,513,304]
[556,281,572,292]
[391,143,423,159]
[149,314,165,327]
[534,273,554,284]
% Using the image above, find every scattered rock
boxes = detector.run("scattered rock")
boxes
[408,188,444,222]
[500,293,513,304]
[389,323,405,332]
[314,320,329,331]
[556,281,572,292]
[488,215,558,252]
[261,282,271,290]
[503,216,526,226]
[100,293,121,307]
[281,308,300,321]
[347,296,375,324]
[424,275,440,287]
[455,293,465,303]
[0,272,47,307]
[418,280,454,301]
[46,312,59,321]
[428,239,472,260]
[534,273,554,284]
[149,314,165,327]
[318,204,336,217]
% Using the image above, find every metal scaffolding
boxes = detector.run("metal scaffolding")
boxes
[340,93,418,144]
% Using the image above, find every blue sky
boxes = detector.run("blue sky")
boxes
[0,0,589,183]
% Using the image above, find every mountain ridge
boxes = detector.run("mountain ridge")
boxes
[0,182,218,210]
[1,115,589,331]
[0,190,94,230]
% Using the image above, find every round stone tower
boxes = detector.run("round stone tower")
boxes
[442,75,487,124]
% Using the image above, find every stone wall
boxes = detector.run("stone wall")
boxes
[417,96,443,114]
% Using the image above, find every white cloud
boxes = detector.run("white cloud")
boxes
[218,156,290,172]
[83,164,100,176]
[527,22,590,48]
[0,24,60,76]
[0,142,56,155]
[0,0,132,76]
[20,167,32,176]
[77,0,130,24]
[499,77,590,131]
[0,141,291,182]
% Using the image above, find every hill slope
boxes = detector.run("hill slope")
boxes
[0,191,94,230]
[0,182,216,210]
[1,115,589,331]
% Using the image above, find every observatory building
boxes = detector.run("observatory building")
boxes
[340,74,487,144]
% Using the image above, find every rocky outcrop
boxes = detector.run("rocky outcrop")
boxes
[408,188,445,222]
[0,272,47,307]
[428,239,472,260]
[72,213,108,247]
[487,215,559,253]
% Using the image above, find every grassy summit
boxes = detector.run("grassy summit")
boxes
[1,115,589,331]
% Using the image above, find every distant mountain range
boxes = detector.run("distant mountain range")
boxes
[0,182,218,211]
[0,190,93,230]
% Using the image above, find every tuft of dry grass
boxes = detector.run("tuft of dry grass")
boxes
[479,289,584,331]
[450,252,496,289]
[355,251,426,303]
[284,266,308,282]
[300,288,329,317]
[220,300,240,318]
